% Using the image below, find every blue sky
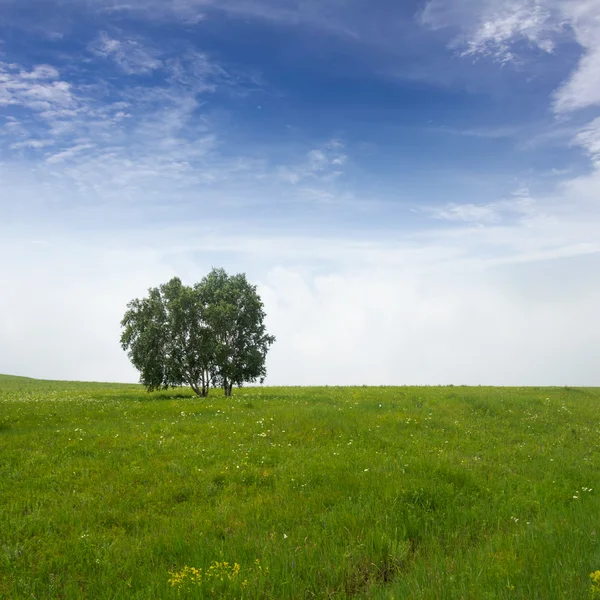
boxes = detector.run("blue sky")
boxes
[1,0,600,385]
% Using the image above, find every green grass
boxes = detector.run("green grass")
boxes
[1,375,600,599]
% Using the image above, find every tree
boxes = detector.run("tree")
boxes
[197,269,276,397]
[120,269,275,397]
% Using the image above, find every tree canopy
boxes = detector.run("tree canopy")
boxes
[120,268,275,397]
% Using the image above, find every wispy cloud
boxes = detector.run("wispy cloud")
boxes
[421,0,600,116]
[420,0,564,63]
[574,117,600,164]
[45,143,96,164]
[0,62,75,112]
[89,32,162,74]
[99,0,362,38]
[277,139,347,185]
[552,1,600,113]
[10,138,55,149]
[436,125,522,139]
[0,59,129,156]
[431,189,536,225]
[0,38,266,208]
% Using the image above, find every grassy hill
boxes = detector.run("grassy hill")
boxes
[0,373,38,382]
[1,378,599,599]
[0,373,138,390]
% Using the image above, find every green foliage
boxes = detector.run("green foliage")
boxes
[2,378,600,598]
[120,269,275,396]
[197,268,275,396]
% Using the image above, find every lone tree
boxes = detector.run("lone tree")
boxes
[120,268,275,397]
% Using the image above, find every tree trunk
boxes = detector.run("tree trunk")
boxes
[203,369,210,397]
[189,378,209,398]
[194,370,208,397]
[223,379,233,397]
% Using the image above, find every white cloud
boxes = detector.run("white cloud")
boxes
[438,125,522,139]
[421,0,563,61]
[99,0,361,38]
[434,203,504,225]
[421,0,600,114]
[432,192,537,225]
[166,51,228,91]
[19,65,61,80]
[552,0,600,112]
[10,139,55,149]
[554,35,600,112]
[45,143,96,164]
[574,117,600,163]
[262,259,600,386]
[277,140,348,185]
[99,0,208,24]
[461,4,559,61]
[90,32,163,74]
[0,62,76,110]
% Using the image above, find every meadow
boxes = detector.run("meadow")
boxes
[1,374,599,599]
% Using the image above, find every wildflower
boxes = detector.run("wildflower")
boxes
[283,533,288,539]
[590,571,600,598]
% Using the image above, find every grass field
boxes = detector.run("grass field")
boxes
[1,374,600,599]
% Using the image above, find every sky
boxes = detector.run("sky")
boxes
[1,0,600,386]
